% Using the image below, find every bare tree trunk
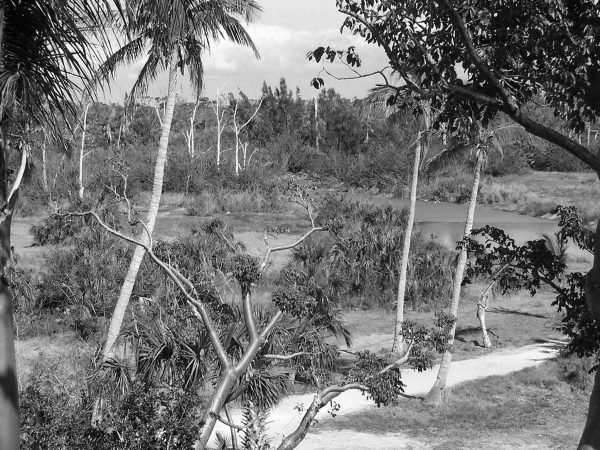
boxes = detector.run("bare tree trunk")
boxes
[425,151,483,405]
[579,218,600,449]
[79,102,91,201]
[101,53,178,360]
[41,128,48,192]
[197,370,239,448]
[314,96,320,150]
[476,300,492,349]
[393,133,422,351]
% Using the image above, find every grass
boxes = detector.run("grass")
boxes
[316,357,591,448]
[342,282,562,360]
[418,170,600,224]
[479,171,600,223]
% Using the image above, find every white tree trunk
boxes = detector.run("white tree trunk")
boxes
[425,151,483,405]
[314,96,320,150]
[393,132,422,351]
[79,102,91,201]
[477,301,492,349]
[101,54,179,360]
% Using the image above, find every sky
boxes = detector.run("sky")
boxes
[101,0,389,103]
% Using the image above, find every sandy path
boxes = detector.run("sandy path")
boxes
[211,341,562,449]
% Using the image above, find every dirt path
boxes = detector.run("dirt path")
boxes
[211,341,562,449]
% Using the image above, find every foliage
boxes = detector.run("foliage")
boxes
[30,200,122,246]
[463,225,566,296]
[310,198,454,310]
[348,351,405,407]
[464,208,600,362]
[229,254,260,295]
[20,377,202,450]
[37,227,130,317]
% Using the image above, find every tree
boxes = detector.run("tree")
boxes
[423,129,485,404]
[463,226,567,349]
[330,1,600,444]
[230,91,263,175]
[0,2,123,448]
[96,0,260,361]
[79,101,92,200]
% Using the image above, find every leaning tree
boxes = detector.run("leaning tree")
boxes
[312,1,600,447]
[96,0,261,362]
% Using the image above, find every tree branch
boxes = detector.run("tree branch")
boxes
[260,227,324,272]
[262,352,310,361]
[437,0,516,111]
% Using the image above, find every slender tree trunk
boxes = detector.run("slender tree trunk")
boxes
[101,54,179,360]
[425,151,483,405]
[476,300,492,349]
[314,96,319,150]
[579,217,600,449]
[393,132,422,351]
[79,102,90,201]
[41,128,48,192]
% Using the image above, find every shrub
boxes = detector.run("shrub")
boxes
[301,199,454,310]
[20,376,202,450]
[37,228,131,316]
[30,200,122,246]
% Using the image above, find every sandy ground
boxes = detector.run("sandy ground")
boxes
[211,341,562,449]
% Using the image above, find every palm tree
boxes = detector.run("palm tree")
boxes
[424,123,518,404]
[0,2,121,449]
[97,0,261,361]
[366,84,433,351]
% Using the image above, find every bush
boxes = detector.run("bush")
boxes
[20,377,202,450]
[37,228,131,317]
[296,199,455,310]
[30,200,122,246]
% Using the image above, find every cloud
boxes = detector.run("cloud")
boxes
[103,22,389,103]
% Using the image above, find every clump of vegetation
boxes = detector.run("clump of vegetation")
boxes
[30,200,122,246]
[20,375,202,450]
[287,197,454,310]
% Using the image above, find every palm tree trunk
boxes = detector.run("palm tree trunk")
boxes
[425,151,483,405]
[101,53,178,360]
[393,132,422,351]
[579,218,600,449]
[0,4,19,448]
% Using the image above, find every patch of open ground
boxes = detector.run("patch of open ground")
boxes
[316,357,588,449]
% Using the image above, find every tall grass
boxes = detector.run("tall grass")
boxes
[185,188,286,216]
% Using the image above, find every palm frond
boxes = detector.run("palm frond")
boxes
[425,142,471,174]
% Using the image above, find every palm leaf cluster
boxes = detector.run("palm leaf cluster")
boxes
[97,0,261,108]
[0,1,119,135]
